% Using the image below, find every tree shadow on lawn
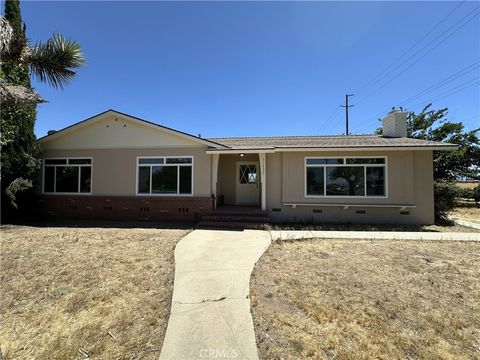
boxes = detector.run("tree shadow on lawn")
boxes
[266,221,474,232]
[2,218,195,230]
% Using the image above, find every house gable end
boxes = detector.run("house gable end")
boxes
[39,110,225,150]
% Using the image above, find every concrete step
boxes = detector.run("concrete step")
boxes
[196,221,268,230]
[211,211,270,218]
[201,215,270,223]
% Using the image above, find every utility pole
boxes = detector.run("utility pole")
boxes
[340,94,354,135]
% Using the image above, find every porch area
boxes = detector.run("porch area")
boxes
[197,205,271,229]
[199,152,271,228]
[211,152,269,211]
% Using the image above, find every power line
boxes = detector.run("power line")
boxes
[355,78,478,133]
[354,114,384,134]
[321,106,341,135]
[398,61,480,106]
[354,8,480,106]
[458,114,480,123]
[353,77,479,134]
[409,77,480,110]
[353,8,480,106]
[323,107,341,124]
[364,64,479,123]
[328,2,479,135]
[322,108,343,135]
[354,1,466,95]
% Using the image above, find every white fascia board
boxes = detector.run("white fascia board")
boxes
[38,110,227,149]
[206,145,457,154]
[38,111,111,143]
[206,148,275,154]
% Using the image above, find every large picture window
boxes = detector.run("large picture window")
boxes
[43,158,92,194]
[137,157,193,195]
[305,157,386,197]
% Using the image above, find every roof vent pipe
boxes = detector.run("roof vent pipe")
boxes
[382,109,408,138]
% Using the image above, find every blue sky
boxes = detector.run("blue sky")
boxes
[10,1,480,138]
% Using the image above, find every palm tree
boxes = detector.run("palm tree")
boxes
[28,33,86,88]
[0,7,86,214]
[0,15,86,105]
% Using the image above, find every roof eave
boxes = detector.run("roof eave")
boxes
[37,109,228,149]
[206,145,458,154]
[206,148,275,154]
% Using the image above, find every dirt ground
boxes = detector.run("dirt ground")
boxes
[0,225,188,359]
[251,239,480,360]
[455,182,479,190]
[453,202,480,223]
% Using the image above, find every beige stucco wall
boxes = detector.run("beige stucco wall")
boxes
[413,150,434,224]
[281,151,414,205]
[266,152,283,209]
[41,113,204,150]
[266,150,434,224]
[217,154,260,204]
[39,122,436,224]
[40,147,212,197]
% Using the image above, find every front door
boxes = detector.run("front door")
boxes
[236,162,260,205]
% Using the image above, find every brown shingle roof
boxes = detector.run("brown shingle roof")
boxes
[206,134,456,150]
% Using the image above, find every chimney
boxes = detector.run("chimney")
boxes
[382,109,407,137]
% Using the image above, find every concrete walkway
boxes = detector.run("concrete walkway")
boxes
[160,228,478,359]
[269,230,480,241]
[160,230,271,360]
[453,218,480,230]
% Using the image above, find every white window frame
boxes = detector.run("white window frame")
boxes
[135,156,194,196]
[43,157,93,195]
[304,156,388,199]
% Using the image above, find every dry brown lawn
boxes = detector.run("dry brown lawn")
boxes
[251,239,480,360]
[453,203,480,223]
[0,225,188,359]
[267,222,479,233]
[455,182,479,190]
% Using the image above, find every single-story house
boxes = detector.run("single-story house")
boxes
[36,109,456,224]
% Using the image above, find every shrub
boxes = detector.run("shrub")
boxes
[434,182,457,224]
[473,186,480,204]
[454,186,472,199]
[455,184,480,205]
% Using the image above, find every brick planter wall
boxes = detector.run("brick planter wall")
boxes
[36,195,215,222]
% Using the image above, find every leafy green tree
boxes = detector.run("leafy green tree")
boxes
[377,104,479,224]
[377,104,480,181]
[0,0,86,219]
[407,106,479,181]
[0,0,38,216]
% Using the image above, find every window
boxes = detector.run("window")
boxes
[137,157,193,195]
[306,158,343,165]
[366,167,385,196]
[239,165,257,184]
[305,157,386,197]
[43,158,92,194]
[326,166,365,196]
[306,167,324,195]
